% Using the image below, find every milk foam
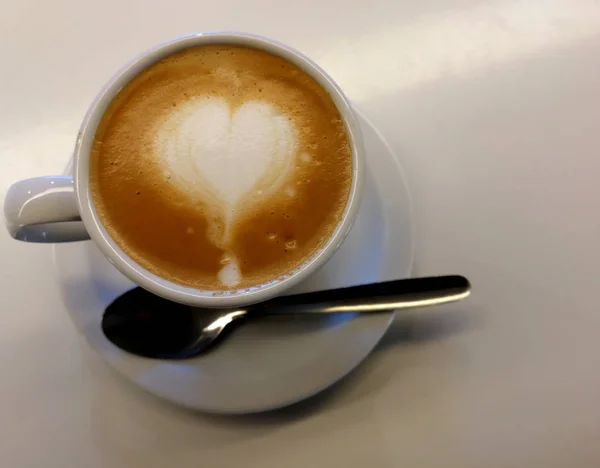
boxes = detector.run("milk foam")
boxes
[218,253,242,287]
[154,96,298,287]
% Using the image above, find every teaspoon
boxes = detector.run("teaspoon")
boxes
[102,275,470,359]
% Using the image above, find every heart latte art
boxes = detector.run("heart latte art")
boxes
[155,97,298,285]
[90,45,352,290]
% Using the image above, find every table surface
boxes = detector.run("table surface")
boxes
[2,1,600,467]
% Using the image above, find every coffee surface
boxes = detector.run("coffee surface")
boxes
[90,45,352,290]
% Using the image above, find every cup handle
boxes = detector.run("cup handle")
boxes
[4,176,90,242]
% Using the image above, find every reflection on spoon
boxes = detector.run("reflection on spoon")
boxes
[102,275,470,360]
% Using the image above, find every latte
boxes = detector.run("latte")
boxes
[90,45,353,290]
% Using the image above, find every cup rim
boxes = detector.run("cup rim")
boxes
[74,31,365,308]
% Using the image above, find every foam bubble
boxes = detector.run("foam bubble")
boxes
[300,152,312,163]
[212,68,242,87]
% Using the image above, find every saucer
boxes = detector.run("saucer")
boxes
[53,108,413,414]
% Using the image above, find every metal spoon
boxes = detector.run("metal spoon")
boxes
[102,275,470,359]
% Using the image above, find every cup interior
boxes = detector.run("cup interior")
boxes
[74,32,365,308]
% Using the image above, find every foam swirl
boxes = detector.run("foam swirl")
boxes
[154,96,298,285]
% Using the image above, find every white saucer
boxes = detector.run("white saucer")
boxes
[53,108,413,414]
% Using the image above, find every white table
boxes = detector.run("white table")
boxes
[2,1,600,467]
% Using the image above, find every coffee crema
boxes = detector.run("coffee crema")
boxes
[90,45,352,290]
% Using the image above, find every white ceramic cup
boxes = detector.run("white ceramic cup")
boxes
[3,32,364,308]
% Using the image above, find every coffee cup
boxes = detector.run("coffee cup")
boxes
[3,32,364,308]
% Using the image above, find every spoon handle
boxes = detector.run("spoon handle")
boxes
[254,275,470,315]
